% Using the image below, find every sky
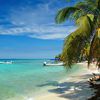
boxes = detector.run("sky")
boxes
[0,0,78,59]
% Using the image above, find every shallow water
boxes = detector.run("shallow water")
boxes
[0,59,83,100]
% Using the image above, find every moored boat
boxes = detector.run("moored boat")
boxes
[43,61,63,66]
[0,61,13,64]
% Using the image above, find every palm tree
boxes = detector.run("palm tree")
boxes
[56,0,100,67]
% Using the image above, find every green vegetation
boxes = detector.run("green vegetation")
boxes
[56,0,100,67]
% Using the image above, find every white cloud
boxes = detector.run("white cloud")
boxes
[0,25,76,39]
[29,33,67,39]
[29,25,76,39]
[9,2,55,26]
[0,0,77,39]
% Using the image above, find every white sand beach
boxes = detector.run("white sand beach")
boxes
[35,62,99,100]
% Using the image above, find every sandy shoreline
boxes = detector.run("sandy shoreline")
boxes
[33,62,99,100]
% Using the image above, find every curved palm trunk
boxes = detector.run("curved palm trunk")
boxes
[88,15,99,66]
[88,33,96,66]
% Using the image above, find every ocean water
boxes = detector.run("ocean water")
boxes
[0,59,83,100]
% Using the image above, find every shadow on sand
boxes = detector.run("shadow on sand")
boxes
[88,84,100,100]
[37,74,96,100]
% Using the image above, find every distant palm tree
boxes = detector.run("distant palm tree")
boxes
[56,0,100,67]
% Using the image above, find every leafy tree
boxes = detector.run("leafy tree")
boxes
[56,0,100,67]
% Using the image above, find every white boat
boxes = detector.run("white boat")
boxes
[43,61,63,66]
[5,61,13,64]
[0,61,13,64]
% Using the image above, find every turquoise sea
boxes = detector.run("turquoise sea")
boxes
[0,59,83,100]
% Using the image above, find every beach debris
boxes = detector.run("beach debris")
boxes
[88,73,100,85]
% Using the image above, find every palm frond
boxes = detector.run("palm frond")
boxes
[87,14,94,21]
[96,0,100,9]
[55,7,79,24]
[75,1,89,9]
[76,0,100,16]
[70,10,84,20]
[61,15,93,68]
[84,0,96,6]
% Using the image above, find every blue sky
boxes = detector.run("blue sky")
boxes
[0,0,78,58]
